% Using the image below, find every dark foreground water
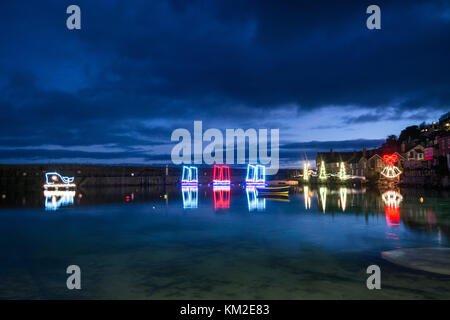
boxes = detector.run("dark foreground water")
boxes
[0,185,449,299]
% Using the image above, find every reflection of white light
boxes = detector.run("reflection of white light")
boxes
[44,190,76,211]
[246,186,265,211]
[303,186,311,209]
[319,187,327,213]
[182,186,198,209]
[382,190,403,208]
[212,185,231,191]
[339,187,347,211]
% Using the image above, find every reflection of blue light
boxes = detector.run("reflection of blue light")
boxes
[182,186,198,209]
[45,172,75,185]
[245,164,265,184]
[182,166,198,185]
[44,190,76,211]
[246,186,265,211]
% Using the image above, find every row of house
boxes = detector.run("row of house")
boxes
[315,112,450,180]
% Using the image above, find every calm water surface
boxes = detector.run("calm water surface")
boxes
[0,185,449,299]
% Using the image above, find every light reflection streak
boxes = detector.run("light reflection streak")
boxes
[182,186,198,209]
[44,190,76,211]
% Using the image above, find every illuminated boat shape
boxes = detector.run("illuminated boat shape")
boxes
[181,166,198,186]
[245,164,266,186]
[212,165,230,187]
[43,172,76,190]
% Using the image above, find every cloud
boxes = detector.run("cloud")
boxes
[0,0,449,165]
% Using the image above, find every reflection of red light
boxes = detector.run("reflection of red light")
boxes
[125,196,130,202]
[213,165,230,183]
[385,205,400,227]
[213,189,230,210]
[383,154,398,164]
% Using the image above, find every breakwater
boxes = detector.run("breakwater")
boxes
[0,164,301,189]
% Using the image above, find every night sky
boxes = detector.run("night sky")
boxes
[1,1,449,168]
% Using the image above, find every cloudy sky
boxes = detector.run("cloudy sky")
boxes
[1,0,449,168]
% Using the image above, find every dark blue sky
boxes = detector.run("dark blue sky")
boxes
[1,0,449,167]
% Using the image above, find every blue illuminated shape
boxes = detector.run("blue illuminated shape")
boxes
[44,190,75,211]
[182,186,198,209]
[245,164,266,185]
[246,186,266,211]
[45,172,75,185]
[182,166,198,185]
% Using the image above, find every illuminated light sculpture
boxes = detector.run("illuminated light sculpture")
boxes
[182,166,198,186]
[182,186,198,209]
[212,165,231,186]
[380,154,402,179]
[319,161,327,180]
[339,162,347,181]
[319,186,327,213]
[246,186,266,211]
[43,172,76,189]
[303,186,311,209]
[339,187,347,211]
[246,164,266,185]
[44,190,76,211]
[213,185,230,210]
[303,162,309,181]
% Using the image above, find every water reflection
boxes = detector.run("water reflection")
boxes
[246,186,266,211]
[44,190,76,211]
[213,185,230,210]
[339,187,347,212]
[303,186,311,209]
[319,187,327,213]
[382,190,403,227]
[182,186,198,209]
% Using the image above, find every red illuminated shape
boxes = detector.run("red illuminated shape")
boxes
[213,187,230,210]
[383,154,398,164]
[385,206,400,227]
[213,165,230,185]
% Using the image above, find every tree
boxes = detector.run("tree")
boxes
[398,126,421,144]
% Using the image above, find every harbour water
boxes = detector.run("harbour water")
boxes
[0,186,449,299]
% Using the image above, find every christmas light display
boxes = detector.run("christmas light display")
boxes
[44,172,76,189]
[339,162,347,181]
[246,164,266,185]
[182,186,198,209]
[303,162,309,181]
[380,154,402,179]
[182,166,198,185]
[319,161,327,180]
[213,165,230,186]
